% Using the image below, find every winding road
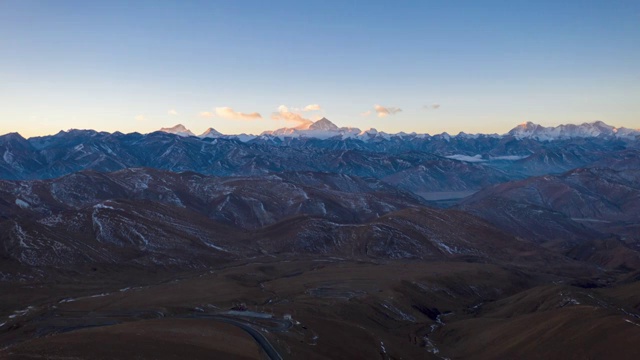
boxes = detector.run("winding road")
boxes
[203,316,284,360]
[3,305,287,360]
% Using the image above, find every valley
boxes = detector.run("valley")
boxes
[1,257,639,359]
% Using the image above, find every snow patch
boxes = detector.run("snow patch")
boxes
[571,218,611,223]
[490,155,528,161]
[445,154,485,163]
[202,241,229,252]
[13,223,29,249]
[15,198,30,208]
[625,319,640,327]
[94,202,115,210]
[8,306,35,319]
[3,149,14,163]
[88,293,111,298]
[381,302,416,322]
[38,214,63,226]
[433,240,460,255]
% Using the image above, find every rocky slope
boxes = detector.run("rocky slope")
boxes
[2,120,636,186]
[459,167,640,244]
[0,168,557,269]
[0,130,513,194]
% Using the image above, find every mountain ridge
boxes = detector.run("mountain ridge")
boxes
[158,124,195,137]
[14,120,636,142]
[508,121,639,141]
[1,122,637,182]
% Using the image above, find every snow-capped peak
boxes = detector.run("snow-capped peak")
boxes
[261,118,360,139]
[308,118,339,131]
[158,124,195,137]
[359,128,378,135]
[199,127,222,138]
[507,121,638,140]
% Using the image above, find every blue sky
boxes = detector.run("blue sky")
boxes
[1,0,639,137]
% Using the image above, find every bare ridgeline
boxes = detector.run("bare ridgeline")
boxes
[1,120,639,359]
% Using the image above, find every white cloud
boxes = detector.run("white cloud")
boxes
[361,110,372,117]
[278,105,289,113]
[374,104,402,118]
[302,104,322,112]
[215,107,262,120]
[135,114,147,122]
[271,105,313,126]
[168,109,178,116]
[198,111,215,118]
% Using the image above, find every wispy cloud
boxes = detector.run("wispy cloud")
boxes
[361,110,372,117]
[303,104,322,112]
[198,111,215,118]
[271,105,313,126]
[168,109,178,116]
[424,103,441,110]
[374,104,402,118]
[215,107,262,120]
[135,114,147,122]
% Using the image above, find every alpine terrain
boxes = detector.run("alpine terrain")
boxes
[0,119,639,359]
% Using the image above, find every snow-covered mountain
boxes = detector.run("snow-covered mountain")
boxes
[199,127,222,138]
[308,117,339,131]
[261,117,362,139]
[157,118,423,142]
[158,124,195,137]
[508,121,639,141]
[157,120,638,143]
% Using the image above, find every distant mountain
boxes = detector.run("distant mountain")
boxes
[0,130,516,194]
[18,120,637,144]
[158,124,195,137]
[496,140,629,177]
[459,167,640,243]
[0,132,45,179]
[0,119,637,187]
[1,168,425,230]
[0,168,551,267]
[382,156,511,194]
[261,117,362,139]
[199,127,222,138]
[256,120,639,143]
[508,121,639,141]
[308,117,339,131]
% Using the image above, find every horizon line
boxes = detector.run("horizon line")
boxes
[3,119,637,140]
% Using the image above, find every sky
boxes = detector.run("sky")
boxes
[1,0,639,137]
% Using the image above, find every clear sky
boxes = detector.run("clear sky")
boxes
[1,0,639,137]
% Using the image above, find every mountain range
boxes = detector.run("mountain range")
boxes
[1,119,640,359]
[2,120,638,182]
[159,118,640,142]
[1,118,638,272]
